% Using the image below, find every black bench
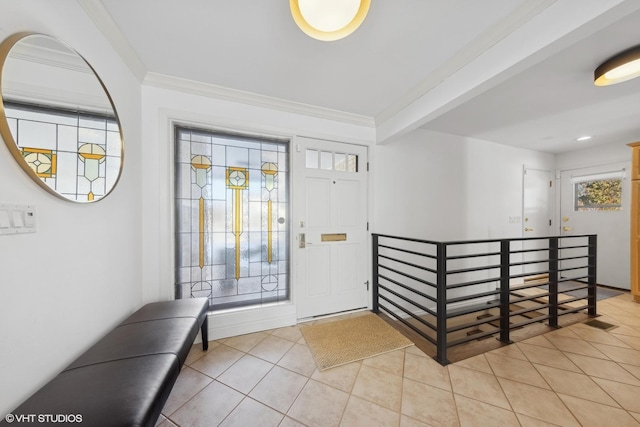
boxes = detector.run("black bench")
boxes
[1,298,209,427]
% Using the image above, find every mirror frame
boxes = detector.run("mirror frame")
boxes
[0,32,124,203]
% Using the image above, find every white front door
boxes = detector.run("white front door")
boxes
[293,137,369,319]
[559,163,630,289]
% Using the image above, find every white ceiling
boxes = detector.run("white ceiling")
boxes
[83,0,640,154]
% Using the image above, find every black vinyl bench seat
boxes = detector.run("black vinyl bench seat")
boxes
[1,298,209,427]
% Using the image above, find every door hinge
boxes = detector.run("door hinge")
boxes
[365,280,369,291]
[549,180,553,187]
[367,162,369,171]
[367,222,369,231]
[549,219,552,226]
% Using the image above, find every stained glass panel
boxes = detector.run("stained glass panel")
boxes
[4,101,121,202]
[174,126,290,310]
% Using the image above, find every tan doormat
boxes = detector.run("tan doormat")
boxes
[300,313,414,371]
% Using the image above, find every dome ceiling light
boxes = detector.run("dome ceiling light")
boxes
[290,0,371,41]
[594,45,640,86]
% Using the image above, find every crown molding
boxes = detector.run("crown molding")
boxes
[375,0,557,126]
[77,0,147,82]
[144,72,376,128]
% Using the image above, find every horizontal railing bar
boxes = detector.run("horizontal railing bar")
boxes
[558,255,588,262]
[379,275,437,303]
[509,304,550,317]
[558,265,595,273]
[558,295,590,305]
[446,289,500,305]
[558,304,593,316]
[447,314,501,333]
[558,244,591,250]
[378,305,437,345]
[446,264,501,275]
[509,314,551,329]
[509,271,551,280]
[378,295,437,331]
[558,283,590,292]
[446,277,501,289]
[446,301,502,319]
[558,276,591,283]
[442,234,596,246]
[508,282,549,292]
[379,284,437,316]
[445,251,501,260]
[378,243,438,260]
[374,233,595,245]
[378,253,437,274]
[558,304,593,317]
[447,328,501,347]
[373,233,442,246]
[509,248,550,255]
[509,293,550,304]
[379,265,437,288]
[509,259,551,267]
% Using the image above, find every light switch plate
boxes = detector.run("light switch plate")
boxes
[0,203,36,235]
[0,209,10,228]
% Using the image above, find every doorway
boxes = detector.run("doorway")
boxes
[292,136,369,319]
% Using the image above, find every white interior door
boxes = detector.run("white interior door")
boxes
[522,168,553,276]
[559,163,630,289]
[293,137,369,319]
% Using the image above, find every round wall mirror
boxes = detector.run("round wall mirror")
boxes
[0,33,123,202]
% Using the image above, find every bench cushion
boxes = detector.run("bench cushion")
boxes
[65,317,199,370]
[120,297,209,326]
[8,354,180,427]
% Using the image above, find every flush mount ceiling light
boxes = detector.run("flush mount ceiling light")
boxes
[290,0,371,41]
[594,45,640,86]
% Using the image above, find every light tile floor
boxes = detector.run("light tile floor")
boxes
[156,294,640,427]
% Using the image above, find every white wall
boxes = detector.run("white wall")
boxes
[0,1,142,415]
[372,128,555,240]
[555,140,631,170]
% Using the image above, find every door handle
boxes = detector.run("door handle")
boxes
[524,227,534,232]
[562,226,572,232]
[298,233,305,248]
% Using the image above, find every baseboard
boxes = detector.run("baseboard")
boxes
[197,302,297,342]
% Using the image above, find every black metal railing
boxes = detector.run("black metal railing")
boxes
[372,234,597,365]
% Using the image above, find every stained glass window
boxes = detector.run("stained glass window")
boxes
[4,101,121,201]
[174,126,290,310]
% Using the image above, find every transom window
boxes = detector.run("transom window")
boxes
[305,148,358,172]
[174,126,290,310]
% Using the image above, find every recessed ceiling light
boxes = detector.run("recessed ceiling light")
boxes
[576,136,592,142]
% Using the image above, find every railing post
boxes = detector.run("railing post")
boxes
[548,236,559,328]
[372,234,379,313]
[588,234,597,316]
[499,240,512,343]
[435,242,449,365]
